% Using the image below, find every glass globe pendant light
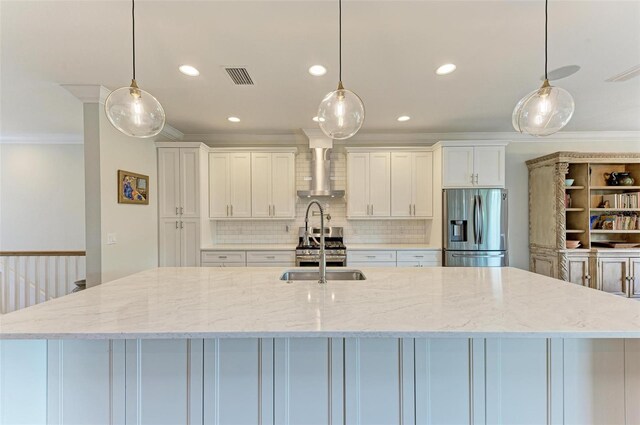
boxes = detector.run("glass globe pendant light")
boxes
[317,0,365,140]
[512,0,574,137]
[105,0,165,138]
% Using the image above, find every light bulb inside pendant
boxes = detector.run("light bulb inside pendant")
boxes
[318,83,365,140]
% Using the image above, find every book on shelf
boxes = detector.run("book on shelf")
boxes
[591,213,640,230]
[599,192,640,209]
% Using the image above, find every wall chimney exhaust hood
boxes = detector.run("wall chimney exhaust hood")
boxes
[297,129,345,198]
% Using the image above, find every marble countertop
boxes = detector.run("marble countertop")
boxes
[2,267,640,340]
[201,244,441,251]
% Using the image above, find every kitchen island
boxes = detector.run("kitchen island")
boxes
[2,266,640,424]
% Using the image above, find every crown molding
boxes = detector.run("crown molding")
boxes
[61,84,111,104]
[158,124,184,141]
[182,130,640,147]
[0,133,83,145]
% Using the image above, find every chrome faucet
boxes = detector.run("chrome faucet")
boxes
[303,200,326,284]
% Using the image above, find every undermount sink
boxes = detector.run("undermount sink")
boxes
[280,269,366,282]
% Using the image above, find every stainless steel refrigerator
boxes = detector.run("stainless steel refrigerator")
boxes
[443,189,508,267]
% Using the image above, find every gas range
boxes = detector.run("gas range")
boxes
[295,227,347,267]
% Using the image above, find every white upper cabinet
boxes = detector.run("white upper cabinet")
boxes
[347,152,390,218]
[346,153,370,217]
[391,152,433,218]
[228,152,252,218]
[209,153,230,218]
[210,150,295,220]
[442,145,505,188]
[158,149,181,218]
[442,147,475,188]
[250,152,295,219]
[209,152,252,218]
[159,148,201,218]
[179,149,200,218]
[349,150,432,219]
[369,153,391,217]
[270,152,296,218]
[251,153,272,218]
[473,146,505,187]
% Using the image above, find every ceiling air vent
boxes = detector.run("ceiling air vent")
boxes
[225,67,254,85]
[605,64,640,82]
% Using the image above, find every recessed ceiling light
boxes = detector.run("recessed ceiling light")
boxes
[397,115,411,122]
[312,116,326,122]
[179,65,200,77]
[308,65,327,76]
[435,63,457,75]
[227,116,241,123]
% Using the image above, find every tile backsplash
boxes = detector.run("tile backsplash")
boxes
[214,148,429,244]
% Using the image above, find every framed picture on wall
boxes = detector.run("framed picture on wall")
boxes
[118,170,149,205]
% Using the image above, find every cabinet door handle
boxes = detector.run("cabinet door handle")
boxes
[371,204,374,215]
[366,255,376,258]
[175,221,179,229]
[226,205,229,217]
[180,221,184,229]
[176,207,179,215]
[272,205,275,216]
[266,256,276,259]
[409,204,412,215]
[218,256,228,259]
[230,205,233,216]
[180,206,184,214]
[413,204,416,216]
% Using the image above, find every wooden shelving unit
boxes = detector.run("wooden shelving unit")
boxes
[527,152,640,296]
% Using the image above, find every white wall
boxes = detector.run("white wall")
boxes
[506,140,640,270]
[0,143,85,250]
[82,100,158,286]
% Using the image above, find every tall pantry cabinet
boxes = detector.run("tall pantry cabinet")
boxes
[158,146,203,266]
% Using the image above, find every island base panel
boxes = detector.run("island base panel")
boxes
[1,338,639,425]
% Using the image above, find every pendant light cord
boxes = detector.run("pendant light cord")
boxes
[544,0,548,80]
[132,0,136,81]
[339,0,342,83]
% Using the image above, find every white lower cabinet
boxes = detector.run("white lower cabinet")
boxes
[159,218,200,266]
[246,250,295,267]
[348,249,442,267]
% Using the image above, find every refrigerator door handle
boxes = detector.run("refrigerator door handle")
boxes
[478,195,484,244]
[472,195,479,244]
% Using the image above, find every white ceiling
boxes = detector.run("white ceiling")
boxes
[1,0,639,139]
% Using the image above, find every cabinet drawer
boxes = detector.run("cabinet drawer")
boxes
[246,251,295,263]
[246,262,294,268]
[347,261,397,268]
[201,261,246,267]
[397,261,440,268]
[347,250,397,263]
[201,251,246,263]
[397,251,442,263]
